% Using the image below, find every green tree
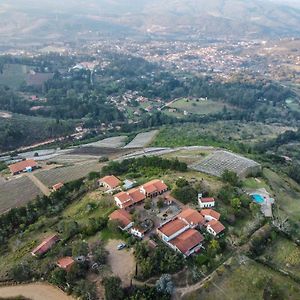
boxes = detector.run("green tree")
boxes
[231,198,242,212]
[72,241,89,257]
[157,197,164,209]
[103,276,124,300]
[50,268,66,286]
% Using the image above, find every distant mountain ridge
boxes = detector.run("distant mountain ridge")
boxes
[0,0,300,41]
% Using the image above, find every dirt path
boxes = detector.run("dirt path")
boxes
[105,239,135,286]
[26,173,51,196]
[0,283,73,300]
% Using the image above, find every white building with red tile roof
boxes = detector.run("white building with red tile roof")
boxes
[206,220,225,236]
[198,194,215,209]
[9,159,38,175]
[114,188,146,209]
[177,208,205,227]
[140,179,168,197]
[52,182,64,191]
[200,209,220,221]
[31,234,59,256]
[98,175,121,191]
[109,209,134,231]
[157,218,190,242]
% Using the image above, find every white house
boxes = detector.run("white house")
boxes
[206,220,225,236]
[198,194,215,209]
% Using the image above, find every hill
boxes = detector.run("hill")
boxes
[0,0,300,42]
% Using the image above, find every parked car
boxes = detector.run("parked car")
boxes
[117,243,126,250]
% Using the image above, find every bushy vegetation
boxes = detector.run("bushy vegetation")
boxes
[102,156,187,177]
[134,242,184,280]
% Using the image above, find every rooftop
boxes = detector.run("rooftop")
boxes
[158,218,187,237]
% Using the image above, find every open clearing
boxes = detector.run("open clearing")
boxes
[0,283,73,300]
[0,64,29,89]
[168,98,232,115]
[105,239,135,286]
[183,257,300,300]
[69,146,130,157]
[0,176,42,214]
[0,111,12,119]
[124,130,159,148]
[35,161,102,187]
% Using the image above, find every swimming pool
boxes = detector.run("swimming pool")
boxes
[251,194,264,204]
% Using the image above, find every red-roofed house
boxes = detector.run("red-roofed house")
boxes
[9,159,38,175]
[198,194,215,209]
[31,234,59,256]
[140,179,168,198]
[177,208,205,227]
[157,219,190,242]
[57,257,75,271]
[206,220,225,236]
[109,209,133,231]
[52,182,64,191]
[200,209,220,221]
[114,188,145,209]
[130,226,147,239]
[170,229,204,257]
[98,175,121,191]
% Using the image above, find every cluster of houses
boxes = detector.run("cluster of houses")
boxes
[100,175,225,257]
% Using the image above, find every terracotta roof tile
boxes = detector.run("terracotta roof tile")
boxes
[57,256,75,270]
[201,209,220,220]
[31,234,59,256]
[207,220,225,234]
[171,229,204,254]
[178,208,205,225]
[109,209,132,228]
[99,175,121,189]
[158,219,187,237]
[200,197,215,203]
[9,159,37,174]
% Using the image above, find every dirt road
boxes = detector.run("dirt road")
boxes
[26,173,51,196]
[105,239,135,286]
[0,283,73,300]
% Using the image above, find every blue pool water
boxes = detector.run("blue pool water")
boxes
[252,194,264,204]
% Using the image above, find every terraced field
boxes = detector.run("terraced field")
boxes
[0,176,42,213]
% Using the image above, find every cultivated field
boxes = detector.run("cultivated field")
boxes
[82,136,127,148]
[191,151,261,177]
[168,98,232,115]
[69,146,129,157]
[183,257,300,300]
[124,130,158,148]
[35,161,102,187]
[0,176,42,213]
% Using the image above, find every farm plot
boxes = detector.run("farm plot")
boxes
[69,146,129,157]
[124,130,158,148]
[182,257,300,300]
[191,151,261,177]
[82,136,127,148]
[0,176,42,213]
[261,236,300,278]
[168,98,232,115]
[35,161,102,187]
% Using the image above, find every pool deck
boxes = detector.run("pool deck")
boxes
[250,188,274,218]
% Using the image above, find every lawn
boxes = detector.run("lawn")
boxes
[183,257,300,300]
[243,177,270,191]
[261,236,300,278]
[168,98,231,115]
[263,168,300,222]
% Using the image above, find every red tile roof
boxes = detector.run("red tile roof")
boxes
[99,175,121,189]
[52,182,64,191]
[207,220,225,234]
[115,189,145,207]
[171,229,204,254]
[200,197,215,203]
[178,208,205,226]
[31,234,59,256]
[142,179,168,194]
[9,159,37,174]
[201,209,220,220]
[57,256,75,271]
[109,209,132,228]
[158,219,187,237]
